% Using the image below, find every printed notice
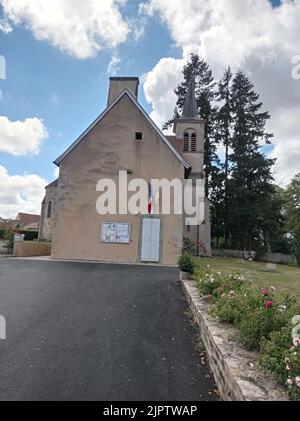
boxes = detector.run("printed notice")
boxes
[101,223,131,244]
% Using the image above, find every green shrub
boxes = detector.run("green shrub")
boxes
[178,252,196,274]
[0,228,6,239]
[194,265,245,298]
[182,238,197,255]
[20,230,39,241]
[3,230,14,250]
[284,346,300,400]
[197,263,300,399]
[258,325,300,400]
[211,290,252,324]
[238,302,290,350]
[258,326,292,385]
[211,281,296,350]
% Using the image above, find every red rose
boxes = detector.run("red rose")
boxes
[264,300,273,309]
[261,289,269,297]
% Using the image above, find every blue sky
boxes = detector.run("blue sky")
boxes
[0,1,182,182]
[1,0,300,218]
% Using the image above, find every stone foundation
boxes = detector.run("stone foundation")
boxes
[182,279,288,401]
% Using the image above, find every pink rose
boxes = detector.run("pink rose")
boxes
[261,289,269,297]
[295,376,300,388]
[293,338,300,347]
[264,300,273,309]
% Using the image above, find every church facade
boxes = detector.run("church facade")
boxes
[39,77,211,266]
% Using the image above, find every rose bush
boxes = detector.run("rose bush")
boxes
[259,324,300,400]
[194,265,244,298]
[193,263,300,400]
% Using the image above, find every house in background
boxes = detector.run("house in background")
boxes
[39,76,211,265]
[15,213,40,231]
[0,217,9,230]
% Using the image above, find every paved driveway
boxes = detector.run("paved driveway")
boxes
[0,259,216,401]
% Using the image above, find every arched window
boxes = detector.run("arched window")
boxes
[184,132,189,152]
[191,133,197,152]
[47,200,53,218]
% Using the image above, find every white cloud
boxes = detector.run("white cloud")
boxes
[50,93,60,105]
[0,17,12,33]
[108,51,121,76]
[270,138,300,187]
[0,165,47,219]
[143,57,185,132]
[53,167,59,179]
[142,0,300,184]
[0,116,48,156]
[0,0,129,59]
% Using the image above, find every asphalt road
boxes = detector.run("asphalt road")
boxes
[0,259,216,401]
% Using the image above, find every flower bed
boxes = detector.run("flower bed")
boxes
[194,264,300,400]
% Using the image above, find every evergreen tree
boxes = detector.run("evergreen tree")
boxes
[283,174,300,265]
[214,67,233,247]
[228,71,275,250]
[261,186,292,255]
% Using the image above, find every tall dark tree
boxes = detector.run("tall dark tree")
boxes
[228,71,275,250]
[214,67,233,247]
[164,54,218,197]
[260,186,292,255]
[283,174,300,265]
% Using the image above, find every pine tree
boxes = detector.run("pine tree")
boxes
[228,71,275,250]
[214,67,233,247]
[164,54,218,197]
[284,174,300,265]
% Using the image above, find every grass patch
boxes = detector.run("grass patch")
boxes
[195,257,300,304]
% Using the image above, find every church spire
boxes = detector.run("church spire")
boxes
[181,79,198,119]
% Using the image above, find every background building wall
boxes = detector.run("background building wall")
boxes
[39,185,58,241]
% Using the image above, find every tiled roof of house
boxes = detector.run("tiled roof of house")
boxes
[16,213,40,227]
[23,222,39,230]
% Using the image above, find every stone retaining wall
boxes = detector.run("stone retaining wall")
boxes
[212,249,297,265]
[182,279,288,401]
[13,241,51,257]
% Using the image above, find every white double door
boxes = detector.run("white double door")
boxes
[140,218,161,262]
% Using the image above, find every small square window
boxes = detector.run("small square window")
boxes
[135,132,143,140]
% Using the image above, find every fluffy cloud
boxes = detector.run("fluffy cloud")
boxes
[0,165,47,218]
[108,51,121,76]
[53,167,59,179]
[0,0,129,59]
[143,57,185,130]
[0,17,12,33]
[142,0,300,184]
[0,116,48,156]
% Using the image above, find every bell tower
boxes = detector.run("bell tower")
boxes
[173,80,211,256]
[173,80,205,177]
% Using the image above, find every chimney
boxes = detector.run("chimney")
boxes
[107,77,139,106]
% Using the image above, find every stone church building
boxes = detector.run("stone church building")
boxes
[39,77,211,266]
